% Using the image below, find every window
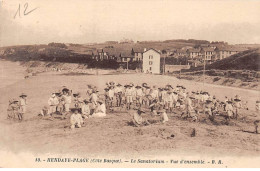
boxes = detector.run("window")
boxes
[149,61,153,65]
[149,55,153,59]
[150,67,152,71]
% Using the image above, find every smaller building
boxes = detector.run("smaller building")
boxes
[175,49,188,58]
[118,51,134,63]
[134,51,143,61]
[142,48,161,74]
[166,49,176,57]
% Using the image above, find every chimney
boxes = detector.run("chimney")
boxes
[144,48,146,52]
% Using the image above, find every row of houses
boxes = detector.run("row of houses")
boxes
[166,46,248,63]
[91,45,248,65]
[91,48,145,62]
[91,48,161,74]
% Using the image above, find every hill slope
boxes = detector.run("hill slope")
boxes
[196,49,260,71]
[209,49,260,70]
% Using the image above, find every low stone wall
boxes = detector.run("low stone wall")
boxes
[165,64,190,72]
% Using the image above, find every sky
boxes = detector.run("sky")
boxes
[0,0,260,47]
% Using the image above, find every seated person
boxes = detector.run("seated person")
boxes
[132,108,150,127]
[81,100,90,119]
[70,108,84,129]
[149,99,160,116]
[40,106,50,116]
[91,100,106,117]
[158,109,169,123]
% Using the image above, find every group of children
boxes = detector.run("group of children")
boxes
[7,93,27,121]
[6,82,260,133]
[103,82,250,119]
[39,86,106,128]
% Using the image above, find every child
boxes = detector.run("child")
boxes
[125,85,133,110]
[92,100,106,117]
[18,93,27,120]
[149,99,159,116]
[73,92,83,109]
[104,88,110,110]
[233,98,242,120]
[256,101,260,111]
[81,100,90,119]
[225,101,234,121]
[108,86,115,108]
[56,93,64,114]
[48,93,59,115]
[7,99,19,120]
[40,106,50,116]
[70,108,84,129]
[158,109,169,124]
[115,84,123,107]
[135,85,143,108]
[166,91,174,113]
[7,99,14,119]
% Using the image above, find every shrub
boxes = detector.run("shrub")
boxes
[213,77,221,82]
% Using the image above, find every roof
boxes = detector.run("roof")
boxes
[133,47,144,53]
[176,49,187,53]
[143,48,161,54]
[217,46,248,52]
[188,48,201,53]
[97,49,104,53]
[202,47,215,52]
[119,49,134,57]
[103,48,121,56]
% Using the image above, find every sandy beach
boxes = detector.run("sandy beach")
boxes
[0,60,26,89]
[0,68,259,165]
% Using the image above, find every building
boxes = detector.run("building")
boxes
[131,48,143,61]
[175,49,188,58]
[118,51,134,63]
[142,48,161,74]
[134,51,143,61]
[188,60,202,67]
[92,48,118,61]
[166,49,176,57]
[201,47,216,64]
[215,46,248,60]
[187,48,202,59]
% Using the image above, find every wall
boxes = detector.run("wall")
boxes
[165,64,190,72]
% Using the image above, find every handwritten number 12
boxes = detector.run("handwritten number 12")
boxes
[14,3,38,19]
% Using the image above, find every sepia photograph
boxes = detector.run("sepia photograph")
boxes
[0,0,259,168]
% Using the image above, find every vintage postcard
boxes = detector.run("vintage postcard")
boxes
[0,0,259,168]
